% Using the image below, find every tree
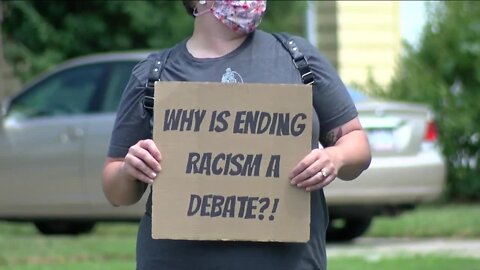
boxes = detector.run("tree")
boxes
[1,1,305,87]
[371,2,480,200]
[0,0,20,99]
[1,1,194,83]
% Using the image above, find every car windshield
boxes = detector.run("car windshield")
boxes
[347,87,369,102]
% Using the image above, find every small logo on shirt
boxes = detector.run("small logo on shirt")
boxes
[221,68,244,83]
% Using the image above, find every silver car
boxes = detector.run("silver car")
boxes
[0,52,446,240]
[324,88,446,241]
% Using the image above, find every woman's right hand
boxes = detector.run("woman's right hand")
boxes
[122,139,162,184]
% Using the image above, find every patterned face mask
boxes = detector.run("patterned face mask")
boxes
[195,0,267,34]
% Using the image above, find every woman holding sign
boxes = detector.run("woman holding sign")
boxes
[102,1,371,269]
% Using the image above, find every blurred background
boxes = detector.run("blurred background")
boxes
[1,0,479,202]
[0,1,479,269]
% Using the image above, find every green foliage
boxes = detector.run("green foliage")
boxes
[1,1,194,82]
[1,1,305,84]
[260,1,306,36]
[370,2,480,201]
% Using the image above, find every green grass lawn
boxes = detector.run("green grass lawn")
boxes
[0,204,479,269]
[0,224,136,270]
[366,203,480,238]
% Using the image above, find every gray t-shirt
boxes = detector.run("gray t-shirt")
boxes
[108,30,357,270]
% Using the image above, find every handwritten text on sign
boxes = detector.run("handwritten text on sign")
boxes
[152,82,311,242]
[163,109,307,179]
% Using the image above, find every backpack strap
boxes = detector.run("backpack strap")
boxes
[272,32,315,85]
[143,49,173,116]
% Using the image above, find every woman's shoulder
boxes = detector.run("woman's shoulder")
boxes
[279,33,337,75]
[131,42,185,84]
[254,30,318,57]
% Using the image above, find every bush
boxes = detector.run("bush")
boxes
[367,2,480,201]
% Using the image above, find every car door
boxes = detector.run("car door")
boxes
[0,63,107,217]
[83,60,147,218]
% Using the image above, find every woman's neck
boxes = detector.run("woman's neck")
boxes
[186,14,248,59]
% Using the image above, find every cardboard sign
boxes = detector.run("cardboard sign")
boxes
[152,81,311,242]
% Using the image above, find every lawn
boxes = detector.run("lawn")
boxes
[0,204,479,269]
[0,224,136,270]
[366,203,480,238]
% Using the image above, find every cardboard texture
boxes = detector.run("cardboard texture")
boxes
[152,81,311,242]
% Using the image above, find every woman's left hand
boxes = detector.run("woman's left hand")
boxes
[289,148,337,192]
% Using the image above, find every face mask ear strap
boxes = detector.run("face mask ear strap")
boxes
[193,0,215,17]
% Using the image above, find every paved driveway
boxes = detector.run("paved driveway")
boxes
[327,238,480,258]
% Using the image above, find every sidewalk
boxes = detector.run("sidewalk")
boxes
[327,237,480,258]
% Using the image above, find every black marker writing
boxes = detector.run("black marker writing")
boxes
[187,194,280,221]
[163,109,206,132]
[185,152,262,176]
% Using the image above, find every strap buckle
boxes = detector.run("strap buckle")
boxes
[292,57,314,85]
[143,96,155,110]
[143,80,156,110]
[292,55,308,69]
[302,71,314,85]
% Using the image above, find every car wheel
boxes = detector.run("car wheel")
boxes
[34,221,95,235]
[326,216,372,242]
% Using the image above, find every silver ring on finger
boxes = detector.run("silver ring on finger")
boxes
[321,168,329,178]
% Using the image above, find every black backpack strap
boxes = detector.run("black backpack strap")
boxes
[272,32,315,85]
[143,49,172,116]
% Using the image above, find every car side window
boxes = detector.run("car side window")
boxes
[100,62,137,113]
[8,64,106,119]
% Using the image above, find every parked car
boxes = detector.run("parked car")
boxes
[324,87,446,241]
[0,52,446,240]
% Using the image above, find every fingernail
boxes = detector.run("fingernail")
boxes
[290,180,295,185]
[151,172,157,178]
